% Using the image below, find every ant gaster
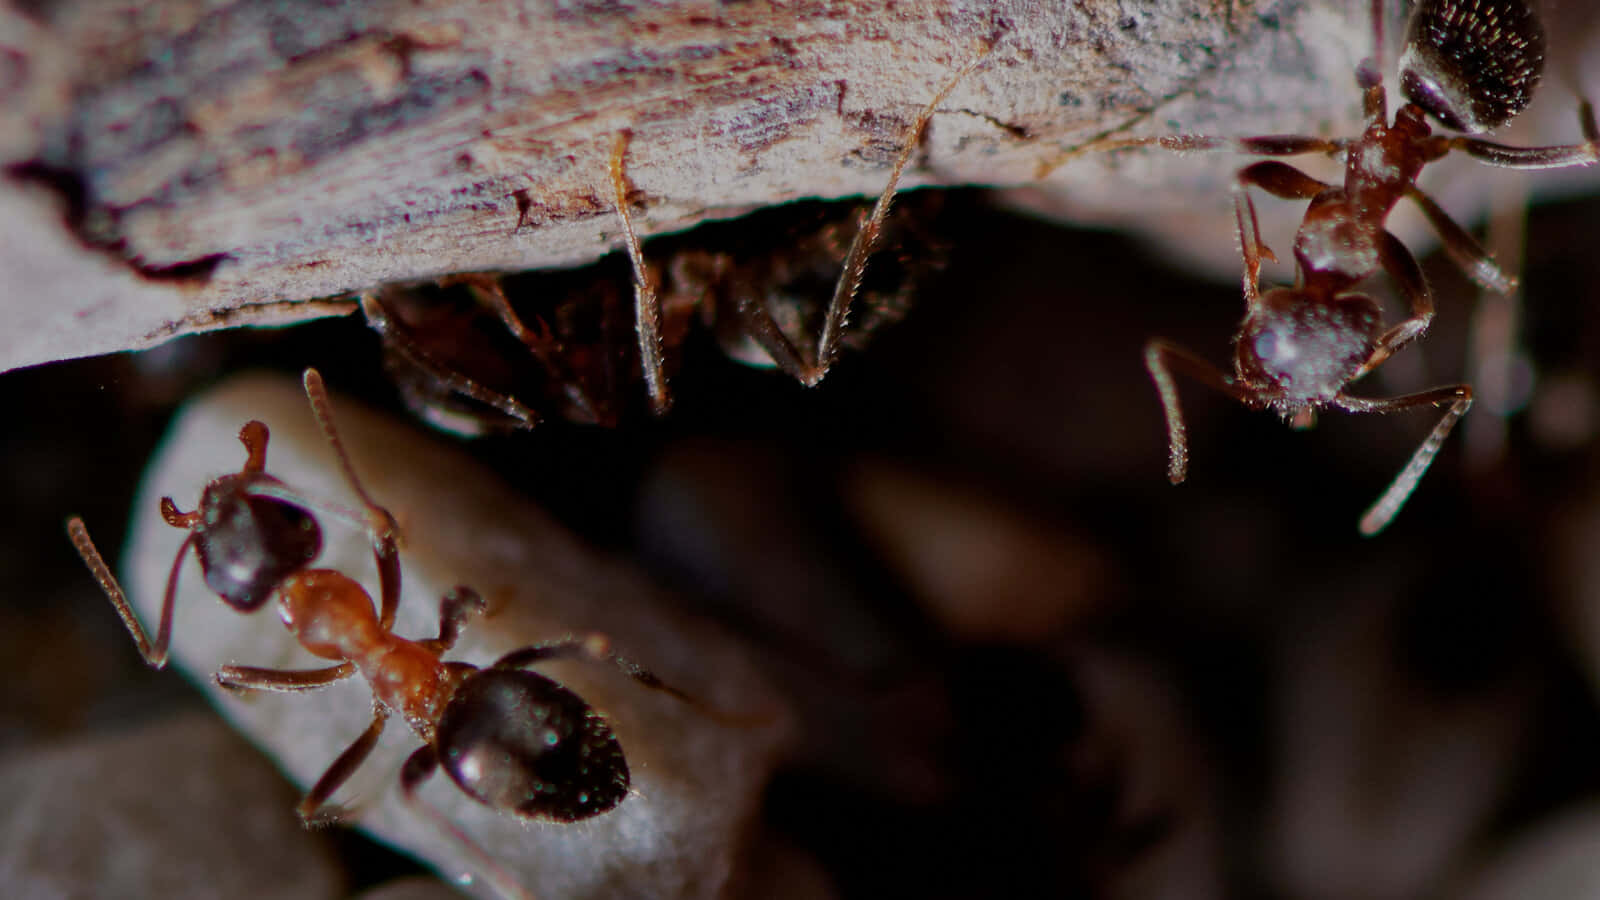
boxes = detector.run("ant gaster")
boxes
[1125,0,1597,534]
[67,369,718,900]
[361,46,993,430]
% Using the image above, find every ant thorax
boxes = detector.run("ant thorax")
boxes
[1234,289,1383,412]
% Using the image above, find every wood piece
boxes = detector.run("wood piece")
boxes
[2,1,1597,373]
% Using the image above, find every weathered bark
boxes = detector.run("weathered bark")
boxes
[2,0,1597,372]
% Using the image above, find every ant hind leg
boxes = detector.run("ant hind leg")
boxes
[490,636,770,726]
[398,744,534,900]
[297,705,390,827]
[1333,385,1474,536]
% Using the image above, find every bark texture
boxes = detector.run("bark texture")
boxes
[2,0,1597,372]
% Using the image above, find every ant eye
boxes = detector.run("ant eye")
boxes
[1399,0,1544,132]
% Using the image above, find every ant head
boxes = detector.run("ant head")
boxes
[1397,0,1544,133]
[436,669,630,822]
[191,475,323,612]
[1234,288,1383,407]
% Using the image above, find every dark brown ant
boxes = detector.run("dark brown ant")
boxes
[362,193,948,433]
[1120,0,1597,534]
[67,369,722,900]
[361,47,991,431]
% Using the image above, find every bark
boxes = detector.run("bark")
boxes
[2,0,1596,372]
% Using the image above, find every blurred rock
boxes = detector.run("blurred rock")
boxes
[1453,805,1600,900]
[845,458,1109,642]
[119,373,798,899]
[0,711,344,900]
[1264,595,1534,900]
[636,438,954,807]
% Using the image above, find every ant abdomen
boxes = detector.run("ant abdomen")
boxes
[436,669,630,822]
[1235,290,1383,405]
[1399,0,1545,133]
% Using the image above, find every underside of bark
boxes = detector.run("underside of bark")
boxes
[2,0,1597,372]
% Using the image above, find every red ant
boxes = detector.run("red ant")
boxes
[1121,0,1597,534]
[68,369,402,668]
[67,369,718,900]
[361,46,993,430]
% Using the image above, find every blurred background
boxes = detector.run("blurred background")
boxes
[6,184,1600,899]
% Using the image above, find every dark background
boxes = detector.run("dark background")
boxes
[7,186,1600,898]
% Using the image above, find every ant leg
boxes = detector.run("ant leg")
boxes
[490,635,699,704]
[1232,161,1330,304]
[303,367,405,630]
[1403,186,1516,294]
[490,635,768,726]
[1143,134,1345,156]
[418,587,487,655]
[399,745,534,900]
[361,292,543,430]
[298,705,390,826]
[459,276,607,426]
[1357,231,1435,376]
[609,131,672,417]
[1144,339,1252,484]
[1332,385,1474,536]
[1445,98,1600,169]
[802,47,993,386]
[450,275,559,354]
[215,661,357,693]
[66,517,189,669]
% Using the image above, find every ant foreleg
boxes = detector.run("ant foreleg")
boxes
[398,743,535,900]
[1444,97,1600,169]
[361,293,544,430]
[1143,339,1252,484]
[214,661,358,693]
[1332,385,1473,536]
[298,704,391,827]
[1403,185,1516,294]
[66,517,187,669]
[609,131,671,417]
[1138,134,1345,157]
[1041,131,1344,178]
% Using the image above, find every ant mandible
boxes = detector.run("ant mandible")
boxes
[67,369,717,900]
[1123,0,1597,534]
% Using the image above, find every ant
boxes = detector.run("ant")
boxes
[361,46,992,431]
[68,368,402,668]
[361,193,947,433]
[1119,0,1597,534]
[67,369,720,900]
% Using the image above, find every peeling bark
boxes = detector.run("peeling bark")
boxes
[2,0,1597,372]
